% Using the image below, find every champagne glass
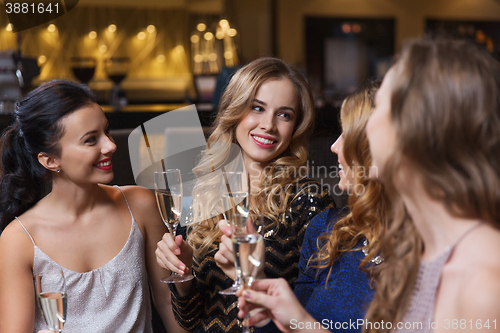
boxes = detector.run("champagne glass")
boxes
[231,213,265,333]
[35,270,67,332]
[154,169,195,283]
[219,171,250,295]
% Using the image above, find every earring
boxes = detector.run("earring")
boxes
[56,169,60,173]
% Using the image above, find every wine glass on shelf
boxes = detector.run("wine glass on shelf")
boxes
[219,171,250,295]
[154,169,195,283]
[35,270,67,332]
[70,57,96,85]
[105,57,129,111]
[231,213,265,333]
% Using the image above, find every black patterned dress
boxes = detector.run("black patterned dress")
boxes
[169,178,334,332]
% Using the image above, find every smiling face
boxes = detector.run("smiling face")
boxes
[55,103,117,185]
[366,68,398,180]
[235,78,298,172]
[331,134,355,191]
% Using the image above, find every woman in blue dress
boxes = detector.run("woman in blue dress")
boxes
[234,81,390,333]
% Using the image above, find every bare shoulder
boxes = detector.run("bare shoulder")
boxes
[118,185,156,207]
[457,264,500,320]
[456,227,500,320]
[111,185,161,228]
[0,219,36,331]
[0,219,33,251]
[0,219,34,271]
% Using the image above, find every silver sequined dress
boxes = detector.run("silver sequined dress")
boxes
[17,187,152,333]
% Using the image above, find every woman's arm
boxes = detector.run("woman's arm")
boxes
[121,186,188,333]
[0,222,36,332]
[237,278,322,333]
[155,214,204,330]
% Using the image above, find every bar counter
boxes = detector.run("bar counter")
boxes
[0,103,216,132]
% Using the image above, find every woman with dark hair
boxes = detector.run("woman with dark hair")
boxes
[155,57,334,332]
[0,80,186,333]
[233,81,391,333]
[364,39,500,332]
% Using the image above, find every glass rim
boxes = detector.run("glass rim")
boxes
[154,169,181,173]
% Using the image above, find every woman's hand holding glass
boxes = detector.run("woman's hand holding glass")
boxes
[154,169,195,284]
[236,278,318,333]
[215,219,238,280]
[156,232,194,274]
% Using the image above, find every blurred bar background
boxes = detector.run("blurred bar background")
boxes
[0,0,499,119]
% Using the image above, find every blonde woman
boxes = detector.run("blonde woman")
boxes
[235,81,390,333]
[156,57,334,332]
[365,39,500,332]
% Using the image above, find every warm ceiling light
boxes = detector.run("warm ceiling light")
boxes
[197,23,206,32]
[38,55,47,64]
[6,23,13,32]
[175,45,184,53]
[190,35,200,43]
[156,54,166,63]
[219,19,229,28]
[194,54,203,63]
[216,31,224,39]
[342,24,351,34]
[89,31,97,39]
[137,32,146,40]
[208,53,217,61]
[48,24,56,32]
[224,51,233,59]
[227,28,237,37]
[108,24,117,33]
[99,45,107,53]
[147,25,156,33]
[204,32,213,41]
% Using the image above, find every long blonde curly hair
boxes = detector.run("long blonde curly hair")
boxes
[188,57,316,256]
[364,39,500,332]
[309,81,391,283]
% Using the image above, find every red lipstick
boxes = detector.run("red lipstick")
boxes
[94,158,113,171]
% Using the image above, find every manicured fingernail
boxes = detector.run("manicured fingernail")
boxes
[243,291,251,299]
[179,265,186,270]
[175,249,181,255]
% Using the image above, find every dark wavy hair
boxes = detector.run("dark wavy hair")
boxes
[0,80,96,230]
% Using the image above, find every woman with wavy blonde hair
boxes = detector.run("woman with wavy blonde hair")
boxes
[364,39,500,333]
[235,81,391,332]
[156,57,333,332]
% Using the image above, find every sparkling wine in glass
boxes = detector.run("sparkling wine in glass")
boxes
[35,270,67,332]
[232,213,265,333]
[154,169,195,283]
[219,171,250,295]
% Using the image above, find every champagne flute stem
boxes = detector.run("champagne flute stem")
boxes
[242,302,251,333]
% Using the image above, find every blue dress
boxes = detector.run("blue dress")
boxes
[257,208,374,333]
